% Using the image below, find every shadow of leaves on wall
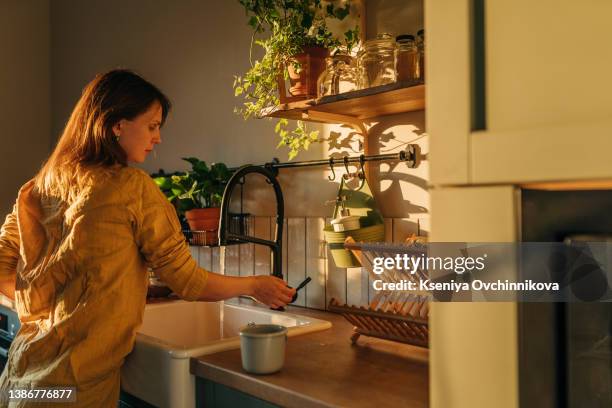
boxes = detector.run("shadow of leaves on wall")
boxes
[295,110,429,218]
[374,167,428,214]
[367,112,428,217]
[324,128,362,154]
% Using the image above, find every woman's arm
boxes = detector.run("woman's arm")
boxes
[198,273,295,309]
[0,206,19,300]
[135,171,295,307]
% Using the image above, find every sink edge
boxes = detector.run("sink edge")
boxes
[135,302,333,360]
[171,320,332,359]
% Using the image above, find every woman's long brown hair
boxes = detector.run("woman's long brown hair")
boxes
[34,69,171,203]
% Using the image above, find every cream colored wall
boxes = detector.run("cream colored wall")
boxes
[50,0,334,217]
[0,0,51,216]
[366,0,423,39]
[365,111,428,219]
[50,0,428,220]
[50,0,282,169]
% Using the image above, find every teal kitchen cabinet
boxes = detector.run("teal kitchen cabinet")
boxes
[196,378,280,408]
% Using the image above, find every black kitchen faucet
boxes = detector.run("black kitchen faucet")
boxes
[218,164,284,280]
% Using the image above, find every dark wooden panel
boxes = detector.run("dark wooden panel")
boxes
[196,378,279,408]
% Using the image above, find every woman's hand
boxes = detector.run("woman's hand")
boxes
[249,276,296,309]
[195,271,295,305]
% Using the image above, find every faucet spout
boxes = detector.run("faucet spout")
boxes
[218,165,284,280]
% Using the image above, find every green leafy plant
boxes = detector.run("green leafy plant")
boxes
[274,119,319,159]
[153,158,233,217]
[234,0,359,159]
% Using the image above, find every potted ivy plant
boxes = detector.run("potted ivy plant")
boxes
[234,0,359,159]
[153,157,232,244]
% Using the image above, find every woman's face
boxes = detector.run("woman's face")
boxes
[113,101,163,163]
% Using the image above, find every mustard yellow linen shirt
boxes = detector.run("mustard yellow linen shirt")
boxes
[0,166,208,407]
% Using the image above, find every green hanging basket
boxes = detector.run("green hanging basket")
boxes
[324,176,385,268]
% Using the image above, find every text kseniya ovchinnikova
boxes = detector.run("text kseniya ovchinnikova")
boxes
[371,254,560,293]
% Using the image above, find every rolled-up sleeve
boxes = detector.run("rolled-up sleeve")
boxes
[0,205,20,279]
[134,172,208,301]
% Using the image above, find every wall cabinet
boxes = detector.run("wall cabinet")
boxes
[428,0,612,186]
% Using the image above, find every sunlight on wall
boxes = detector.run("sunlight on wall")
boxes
[321,111,429,219]
[287,110,430,220]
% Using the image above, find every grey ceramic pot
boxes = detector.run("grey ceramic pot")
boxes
[239,323,288,374]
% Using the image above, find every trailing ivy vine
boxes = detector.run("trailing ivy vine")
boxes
[234,0,359,159]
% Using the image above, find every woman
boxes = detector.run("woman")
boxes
[0,69,295,406]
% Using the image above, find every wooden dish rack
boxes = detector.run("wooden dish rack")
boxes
[330,239,430,348]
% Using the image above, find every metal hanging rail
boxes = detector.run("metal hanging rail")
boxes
[239,144,422,172]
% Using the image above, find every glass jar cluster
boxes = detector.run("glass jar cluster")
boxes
[316,30,425,98]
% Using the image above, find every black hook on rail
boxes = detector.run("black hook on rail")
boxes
[342,156,351,179]
[358,154,366,179]
[328,158,336,181]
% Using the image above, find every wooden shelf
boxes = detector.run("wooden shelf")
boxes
[265,81,425,124]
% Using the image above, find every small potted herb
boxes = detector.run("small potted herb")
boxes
[154,157,232,244]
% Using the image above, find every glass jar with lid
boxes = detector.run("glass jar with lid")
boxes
[317,53,359,97]
[358,33,397,88]
[395,34,418,82]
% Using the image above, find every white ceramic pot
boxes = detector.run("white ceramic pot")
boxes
[331,215,361,232]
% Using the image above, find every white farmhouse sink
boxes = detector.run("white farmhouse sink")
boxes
[121,300,331,408]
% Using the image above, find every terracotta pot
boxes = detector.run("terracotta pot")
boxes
[185,207,221,245]
[284,46,329,99]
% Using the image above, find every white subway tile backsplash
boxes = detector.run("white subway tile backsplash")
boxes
[211,247,220,273]
[191,216,424,311]
[325,217,347,308]
[305,218,326,310]
[225,244,240,277]
[287,218,306,307]
[198,247,212,271]
[189,246,199,265]
[253,217,271,276]
[239,217,255,277]
[346,267,366,307]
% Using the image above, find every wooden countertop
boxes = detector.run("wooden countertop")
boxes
[190,301,429,408]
